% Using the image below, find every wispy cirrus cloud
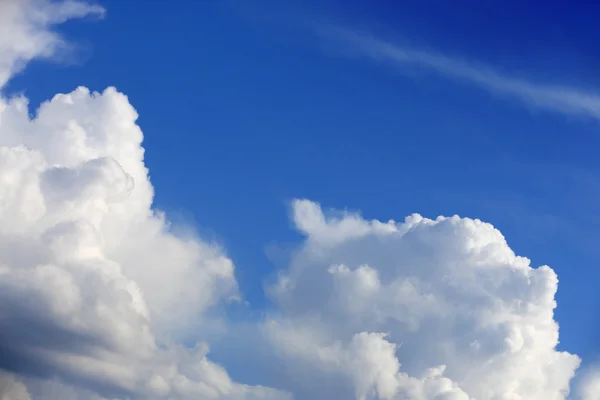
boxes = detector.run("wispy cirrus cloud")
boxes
[322,27,600,121]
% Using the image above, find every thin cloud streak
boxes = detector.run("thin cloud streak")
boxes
[324,27,600,121]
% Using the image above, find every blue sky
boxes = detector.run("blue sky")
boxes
[5,0,600,395]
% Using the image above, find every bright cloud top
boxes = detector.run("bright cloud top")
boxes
[322,27,600,121]
[0,1,286,399]
[0,1,598,399]
[263,200,580,399]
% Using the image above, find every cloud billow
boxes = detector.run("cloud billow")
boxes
[0,1,286,399]
[263,200,580,399]
[0,1,597,399]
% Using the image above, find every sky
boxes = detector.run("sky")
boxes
[2,0,600,399]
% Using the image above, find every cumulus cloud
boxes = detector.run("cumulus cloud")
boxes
[321,27,600,121]
[0,1,287,399]
[0,78,268,400]
[0,1,596,400]
[262,199,581,399]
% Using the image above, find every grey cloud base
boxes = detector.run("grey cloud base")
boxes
[0,1,598,399]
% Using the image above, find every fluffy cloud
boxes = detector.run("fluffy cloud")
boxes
[0,1,287,399]
[0,58,287,400]
[0,1,596,400]
[263,199,581,399]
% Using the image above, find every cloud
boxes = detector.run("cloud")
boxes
[0,371,31,400]
[0,1,288,398]
[0,1,597,399]
[0,84,276,399]
[0,0,105,89]
[322,27,600,121]
[262,199,581,399]
[576,369,600,400]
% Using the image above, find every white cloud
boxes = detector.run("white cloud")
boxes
[0,0,104,88]
[0,86,274,399]
[0,1,597,399]
[322,27,600,121]
[263,199,581,399]
[265,321,470,400]
[0,1,288,398]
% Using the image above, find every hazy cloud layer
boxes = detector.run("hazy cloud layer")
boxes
[322,27,600,121]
